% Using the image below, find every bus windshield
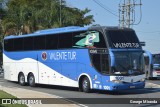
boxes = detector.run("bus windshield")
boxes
[153,54,160,64]
[153,54,160,70]
[112,51,144,76]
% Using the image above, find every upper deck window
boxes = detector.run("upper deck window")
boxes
[106,30,141,49]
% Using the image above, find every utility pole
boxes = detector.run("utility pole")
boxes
[119,0,125,28]
[119,0,142,28]
[126,0,131,28]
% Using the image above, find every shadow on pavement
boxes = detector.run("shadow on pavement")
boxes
[1,76,160,95]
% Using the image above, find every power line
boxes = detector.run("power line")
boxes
[96,0,118,13]
[92,0,118,17]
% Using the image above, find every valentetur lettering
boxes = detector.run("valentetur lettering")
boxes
[113,43,140,48]
[49,51,76,60]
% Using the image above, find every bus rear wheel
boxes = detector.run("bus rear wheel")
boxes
[28,73,35,87]
[81,77,90,93]
[18,73,25,86]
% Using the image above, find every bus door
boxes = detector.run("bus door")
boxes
[89,49,110,90]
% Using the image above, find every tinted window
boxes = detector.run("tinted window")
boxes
[34,36,45,50]
[23,37,34,50]
[107,30,141,49]
[58,33,73,49]
[14,38,23,51]
[91,53,109,74]
[46,34,58,49]
[4,39,14,51]
[93,32,106,48]
[72,31,86,48]
[153,54,160,64]
[73,31,106,48]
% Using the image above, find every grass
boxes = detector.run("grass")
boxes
[0,90,28,107]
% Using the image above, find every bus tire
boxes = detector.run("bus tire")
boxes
[18,73,25,86]
[81,77,90,93]
[28,73,35,87]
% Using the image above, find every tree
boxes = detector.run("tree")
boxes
[1,0,94,36]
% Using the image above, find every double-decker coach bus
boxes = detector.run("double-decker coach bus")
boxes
[3,26,145,92]
[145,53,160,79]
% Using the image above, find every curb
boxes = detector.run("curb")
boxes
[0,84,80,107]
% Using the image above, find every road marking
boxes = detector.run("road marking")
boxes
[63,98,88,107]
[146,82,160,88]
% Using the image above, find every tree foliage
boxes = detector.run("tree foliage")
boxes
[0,0,94,36]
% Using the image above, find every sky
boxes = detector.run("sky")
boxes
[66,0,160,54]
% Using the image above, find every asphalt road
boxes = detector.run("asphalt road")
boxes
[147,78,160,85]
[0,73,160,107]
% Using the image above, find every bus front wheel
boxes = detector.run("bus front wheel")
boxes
[18,73,25,86]
[28,73,35,87]
[81,77,90,93]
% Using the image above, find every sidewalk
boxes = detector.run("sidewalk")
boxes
[0,85,79,107]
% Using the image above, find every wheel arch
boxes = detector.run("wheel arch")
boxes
[78,73,93,89]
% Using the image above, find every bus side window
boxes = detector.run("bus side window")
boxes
[91,54,109,75]
[4,39,14,51]
[23,37,34,51]
[34,36,45,50]
[14,38,24,51]
[46,34,58,50]
[72,31,86,48]
[72,31,107,48]
[58,33,73,49]
[93,32,107,48]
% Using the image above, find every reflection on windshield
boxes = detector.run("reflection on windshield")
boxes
[112,51,144,75]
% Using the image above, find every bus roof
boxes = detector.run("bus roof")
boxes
[4,26,134,39]
[4,26,88,39]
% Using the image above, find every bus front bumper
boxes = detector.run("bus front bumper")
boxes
[104,81,145,91]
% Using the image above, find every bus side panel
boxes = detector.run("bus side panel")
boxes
[3,52,39,83]
[16,59,38,83]
[38,62,62,85]
[3,54,17,81]
[61,62,78,87]
[37,49,91,88]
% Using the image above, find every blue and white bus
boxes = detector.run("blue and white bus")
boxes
[144,53,160,79]
[3,26,145,92]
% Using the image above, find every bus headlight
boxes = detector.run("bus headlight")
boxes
[140,78,145,82]
[112,80,122,83]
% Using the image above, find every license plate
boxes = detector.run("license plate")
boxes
[130,86,135,88]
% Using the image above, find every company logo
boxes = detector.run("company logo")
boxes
[89,36,93,44]
[42,52,47,60]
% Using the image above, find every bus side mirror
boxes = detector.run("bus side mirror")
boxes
[140,42,145,46]
[142,50,145,53]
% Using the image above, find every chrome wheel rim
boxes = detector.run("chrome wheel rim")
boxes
[29,76,34,84]
[83,79,88,90]
[20,75,25,84]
